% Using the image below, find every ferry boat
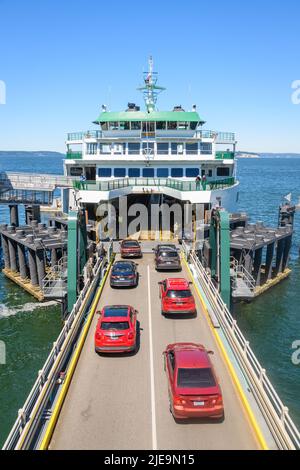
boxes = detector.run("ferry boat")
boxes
[63,57,239,241]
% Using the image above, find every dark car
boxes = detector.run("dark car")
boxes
[153,243,178,255]
[110,261,138,287]
[120,240,142,258]
[155,249,181,271]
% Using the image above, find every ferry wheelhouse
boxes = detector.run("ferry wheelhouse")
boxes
[63,57,239,240]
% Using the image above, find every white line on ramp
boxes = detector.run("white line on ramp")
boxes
[147,264,157,450]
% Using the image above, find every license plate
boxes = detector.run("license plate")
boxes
[119,278,125,281]
[193,401,205,406]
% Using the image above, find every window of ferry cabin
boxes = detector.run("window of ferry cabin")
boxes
[171,143,184,155]
[157,143,169,154]
[217,167,230,177]
[186,143,198,155]
[171,168,184,178]
[128,143,140,155]
[142,168,155,177]
[157,168,169,177]
[128,168,140,177]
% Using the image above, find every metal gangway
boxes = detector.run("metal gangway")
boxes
[0,172,79,204]
[2,243,300,450]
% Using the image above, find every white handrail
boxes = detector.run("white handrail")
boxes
[182,241,300,450]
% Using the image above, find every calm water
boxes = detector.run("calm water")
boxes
[0,155,299,446]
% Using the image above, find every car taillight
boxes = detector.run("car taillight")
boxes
[211,395,223,406]
[127,275,135,279]
[95,331,102,340]
[174,396,186,405]
[128,331,134,340]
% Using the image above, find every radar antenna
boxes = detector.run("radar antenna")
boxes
[137,56,165,113]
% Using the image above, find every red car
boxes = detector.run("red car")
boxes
[159,278,196,316]
[163,343,224,420]
[120,239,142,258]
[94,305,138,353]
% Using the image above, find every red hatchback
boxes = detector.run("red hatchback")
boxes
[159,278,196,316]
[164,343,224,420]
[120,240,142,258]
[94,305,138,353]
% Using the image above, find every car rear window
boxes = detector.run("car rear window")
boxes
[113,264,133,273]
[167,290,192,298]
[103,307,128,317]
[160,251,178,257]
[177,368,216,388]
[122,241,139,247]
[101,321,129,330]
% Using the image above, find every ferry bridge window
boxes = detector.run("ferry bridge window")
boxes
[167,121,177,130]
[108,122,119,130]
[128,168,140,177]
[208,169,213,177]
[171,143,184,155]
[128,143,140,155]
[114,168,126,177]
[100,122,108,131]
[200,142,212,154]
[171,168,184,178]
[157,168,169,177]
[190,122,198,130]
[98,168,112,177]
[100,143,112,154]
[178,122,189,130]
[142,122,155,133]
[156,121,167,130]
[119,121,130,130]
[186,168,199,177]
[217,167,230,177]
[157,143,169,154]
[131,121,141,130]
[186,143,198,155]
[142,168,155,178]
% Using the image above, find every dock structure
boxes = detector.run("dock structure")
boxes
[229,204,295,300]
[0,221,68,301]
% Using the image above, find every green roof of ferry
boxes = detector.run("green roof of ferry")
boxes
[93,110,205,124]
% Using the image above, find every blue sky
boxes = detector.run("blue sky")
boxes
[0,0,299,152]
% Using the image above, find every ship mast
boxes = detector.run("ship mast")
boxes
[137,56,165,113]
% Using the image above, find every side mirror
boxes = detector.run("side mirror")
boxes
[189,281,193,285]
[96,310,101,315]
[158,281,162,285]
[135,310,139,315]
[207,350,214,355]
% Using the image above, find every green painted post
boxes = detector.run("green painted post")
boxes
[209,214,217,278]
[219,210,230,307]
[67,210,79,312]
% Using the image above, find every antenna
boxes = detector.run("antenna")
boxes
[137,56,165,113]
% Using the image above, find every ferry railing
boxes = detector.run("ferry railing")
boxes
[182,241,300,450]
[67,130,102,141]
[73,177,236,192]
[2,244,114,450]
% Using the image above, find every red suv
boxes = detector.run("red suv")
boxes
[94,305,138,353]
[159,278,196,316]
[120,239,142,258]
[163,343,224,420]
